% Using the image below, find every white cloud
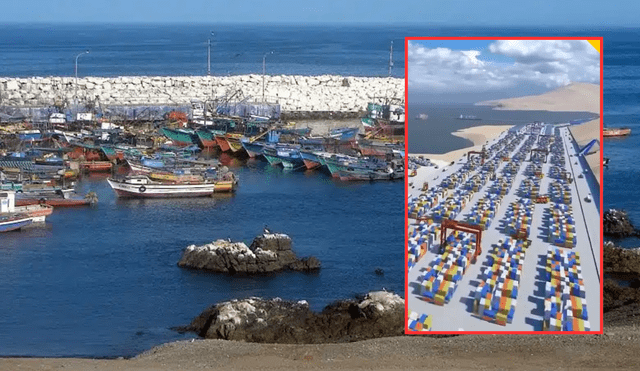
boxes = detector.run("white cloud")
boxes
[408,40,600,95]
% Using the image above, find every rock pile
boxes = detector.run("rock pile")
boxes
[604,209,639,238]
[603,242,640,326]
[177,233,320,274]
[0,75,404,113]
[181,291,404,343]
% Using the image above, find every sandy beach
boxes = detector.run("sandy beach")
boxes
[410,124,514,164]
[476,82,600,114]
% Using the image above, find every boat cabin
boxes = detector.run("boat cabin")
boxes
[0,191,16,213]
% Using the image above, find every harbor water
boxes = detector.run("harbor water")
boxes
[0,161,403,357]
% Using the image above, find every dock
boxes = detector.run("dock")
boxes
[407,123,601,332]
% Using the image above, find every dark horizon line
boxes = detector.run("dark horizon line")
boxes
[0,21,639,29]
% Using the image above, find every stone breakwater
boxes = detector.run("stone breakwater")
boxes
[0,75,404,113]
[182,291,405,343]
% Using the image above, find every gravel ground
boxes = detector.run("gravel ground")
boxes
[2,324,640,370]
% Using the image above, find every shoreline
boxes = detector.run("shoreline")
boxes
[409,124,514,164]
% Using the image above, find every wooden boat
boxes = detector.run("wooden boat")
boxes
[14,204,53,222]
[1,191,54,222]
[107,175,218,198]
[15,198,92,207]
[80,161,113,172]
[299,150,322,170]
[160,128,198,146]
[240,139,265,158]
[225,133,245,153]
[603,127,631,137]
[215,135,232,152]
[0,214,32,232]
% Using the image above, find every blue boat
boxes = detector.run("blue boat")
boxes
[240,139,266,158]
[0,214,33,232]
[329,127,359,141]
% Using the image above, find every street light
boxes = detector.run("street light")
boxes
[75,50,90,104]
[262,51,274,103]
[207,31,214,76]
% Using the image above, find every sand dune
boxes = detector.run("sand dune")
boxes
[476,82,600,114]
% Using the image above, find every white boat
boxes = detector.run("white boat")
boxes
[107,175,217,198]
[49,113,66,125]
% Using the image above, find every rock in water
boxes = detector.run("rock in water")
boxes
[604,209,639,238]
[177,233,320,274]
[183,291,404,343]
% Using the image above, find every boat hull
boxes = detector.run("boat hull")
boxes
[0,216,33,232]
[80,161,113,172]
[15,198,91,207]
[107,179,216,198]
[603,128,631,137]
[215,135,232,152]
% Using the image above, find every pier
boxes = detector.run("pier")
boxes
[407,123,601,332]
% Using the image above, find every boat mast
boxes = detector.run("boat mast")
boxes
[388,41,393,77]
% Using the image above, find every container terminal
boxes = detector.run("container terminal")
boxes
[407,123,601,332]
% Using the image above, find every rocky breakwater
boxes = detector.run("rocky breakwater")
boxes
[0,75,404,113]
[604,209,640,238]
[177,233,320,274]
[603,242,640,326]
[181,291,404,343]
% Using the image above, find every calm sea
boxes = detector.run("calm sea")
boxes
[0,24,635,357]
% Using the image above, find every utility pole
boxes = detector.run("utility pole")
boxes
[262,51,273,104]
[207,31,214,76]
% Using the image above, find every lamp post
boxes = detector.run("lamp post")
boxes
[262,51,273,103]
[207,31,214,76]
[75,50,90,105]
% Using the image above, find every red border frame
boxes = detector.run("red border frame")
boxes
[403,36,604,335]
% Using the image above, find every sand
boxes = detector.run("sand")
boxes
[3,327,640,370]
[410,124,514,163]
[476,82,600,114]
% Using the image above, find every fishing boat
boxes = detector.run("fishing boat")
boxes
[457,115,481,120]
[329,127,359,142]
[0,214,32,232]
[299,150,322,170]
[160,127,198,146]
[1,191,53,222]
[79,161,113,172]
[603,127,631,137]
[107,175,218,198]
[240,138,266,158]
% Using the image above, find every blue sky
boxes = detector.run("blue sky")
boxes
[4,0,640,25]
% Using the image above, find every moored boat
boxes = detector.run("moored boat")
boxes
[107,175,226,198]
[603,127,631,137]
[0,214,32,232]
[80,161,113,172]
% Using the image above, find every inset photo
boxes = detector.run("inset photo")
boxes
[405,38,602,333]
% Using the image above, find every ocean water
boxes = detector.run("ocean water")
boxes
[0,24,635,357]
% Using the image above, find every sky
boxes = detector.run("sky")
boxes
[408,39,601,103]
[3,0,640,25]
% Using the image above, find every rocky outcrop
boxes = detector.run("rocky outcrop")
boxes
[0,75,404,113]
[604,209,639,238]
[604,242,640,275]
[177,233,320,274]
[181,291,404,343]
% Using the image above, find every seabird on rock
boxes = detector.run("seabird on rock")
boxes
[264,225,271,234]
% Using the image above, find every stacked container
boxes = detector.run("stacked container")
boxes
[474,237,528,325]
[504,199,534,238]
[548,203,576,248]
[420,231,477,305]
[407,310,433,331]
[543,247,590,331]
